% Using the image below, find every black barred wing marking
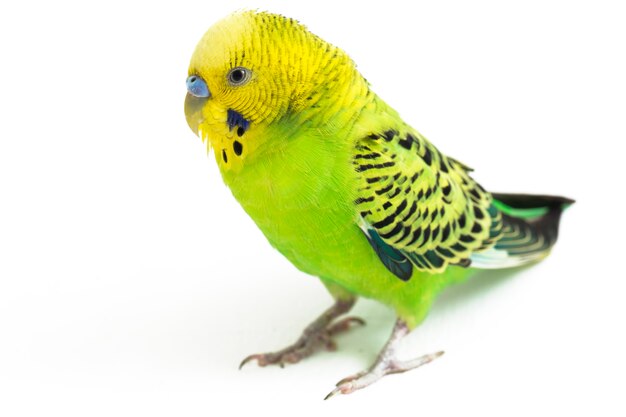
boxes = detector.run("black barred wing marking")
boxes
[354,129,501,275]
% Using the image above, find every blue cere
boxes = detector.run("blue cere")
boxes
[186,75,210,98]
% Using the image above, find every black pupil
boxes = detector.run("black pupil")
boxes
[231,69,244,83]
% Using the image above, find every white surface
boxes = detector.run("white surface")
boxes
[1,0,624,415]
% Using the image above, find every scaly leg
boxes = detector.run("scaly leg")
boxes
[324,318,444,399]
[239,298,364,369]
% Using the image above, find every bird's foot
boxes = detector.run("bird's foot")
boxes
[239,316,365,369]
[324,350,444,399]
[323,318,443,399]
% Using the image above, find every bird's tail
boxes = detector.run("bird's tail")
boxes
[470,193,575,269]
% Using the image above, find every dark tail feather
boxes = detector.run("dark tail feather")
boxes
[491,193,575,211]
[493,192,574,253]
[470,193,574,269]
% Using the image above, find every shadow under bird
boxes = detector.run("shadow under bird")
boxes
[183,10,574,399]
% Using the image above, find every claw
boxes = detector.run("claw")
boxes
[239,354,265,370]
[324,386,343,400]
[324,378,362,400]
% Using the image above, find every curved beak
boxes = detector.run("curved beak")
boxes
[184,93,207,135]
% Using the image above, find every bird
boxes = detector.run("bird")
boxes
[183,10,573,399]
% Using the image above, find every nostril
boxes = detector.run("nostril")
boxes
[189,76,196,83]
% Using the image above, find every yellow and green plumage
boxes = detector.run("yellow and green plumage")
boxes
[184,10,573,396]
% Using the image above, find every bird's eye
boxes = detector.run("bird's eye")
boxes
[227,67,251,86]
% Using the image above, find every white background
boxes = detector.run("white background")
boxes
[1,0,624,415]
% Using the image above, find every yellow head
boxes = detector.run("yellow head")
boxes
[184,10,368,173]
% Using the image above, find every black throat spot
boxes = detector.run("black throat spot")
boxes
[227,109,250,134]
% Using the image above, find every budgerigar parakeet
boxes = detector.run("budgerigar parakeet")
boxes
[183,11,573,398]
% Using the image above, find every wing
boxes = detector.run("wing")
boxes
[354,128,502,276]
